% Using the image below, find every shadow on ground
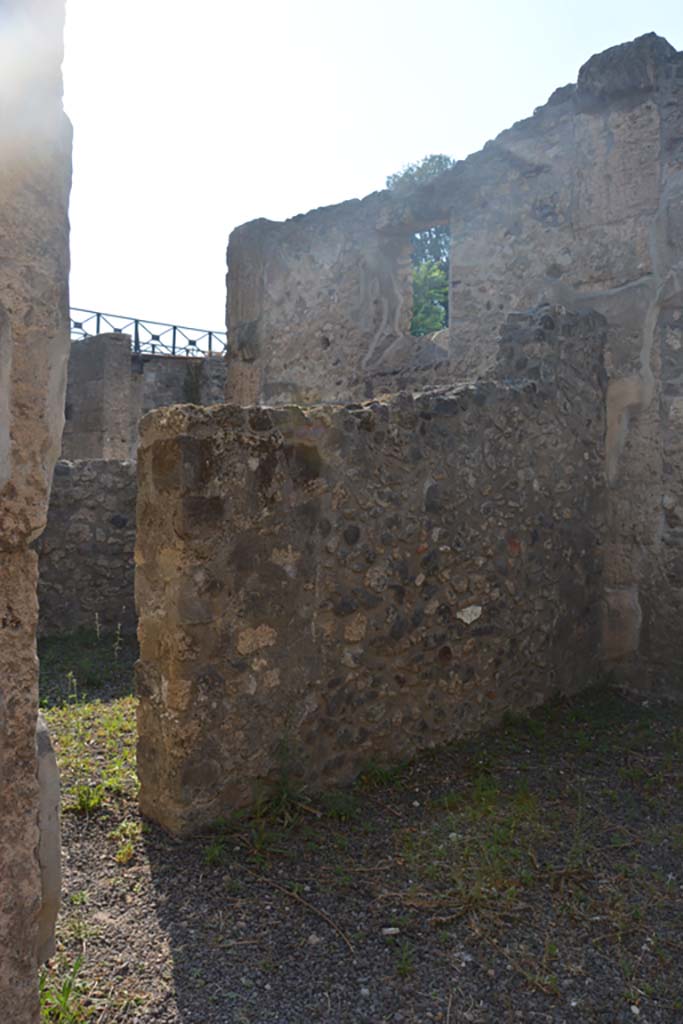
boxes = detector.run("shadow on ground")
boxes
[39,628,138,708]
[40,650,683,1023]
[141,687,683,1024]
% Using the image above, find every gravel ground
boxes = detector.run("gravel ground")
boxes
[39,633,683,1024]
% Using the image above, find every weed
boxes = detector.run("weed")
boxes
[359,760,405,788]
[204,838,226,867]
[39,956,91,1023]
[64,917,97,947]
[438,790,461,811]
[223,876,244,896]
[511,778,538,819]
[395,939,415,978]
[108,819,141,842]
[109,819,142,864]
[566,785,587,870]
[333,869,352,887]
[115,841,135,866]
[319,788,359,821]
[469,772,499,816]
[249,737,307,832]
[70,784,105,816]
[113,622,123,661]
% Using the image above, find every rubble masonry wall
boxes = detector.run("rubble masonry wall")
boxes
[136,309,606,835]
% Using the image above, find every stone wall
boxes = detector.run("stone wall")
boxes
[136,308,607,835]
[62,334,132,459]
[226,205,415,406]
[131,350,227,444]
[224,33,683,697]
[37,460,136,636]
[61,333,227,460]
[0,1,72,1018]
[225,34,682,401]
[42,340,226,638]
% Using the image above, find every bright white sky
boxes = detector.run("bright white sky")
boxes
[63,0,683,332]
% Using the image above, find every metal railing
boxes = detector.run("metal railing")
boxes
[70,308,227,357]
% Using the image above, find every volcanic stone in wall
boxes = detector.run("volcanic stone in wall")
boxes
[36,460,137,636]
[136,308,607,836]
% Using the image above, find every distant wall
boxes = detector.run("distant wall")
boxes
[136,308,607,835]
[61,333,227,460]
[225,35,683,402]
[62,334,132,459]
[42,338,227,637]
[37,460,136,636]
[226,207,416,406]
[132,351,226,421]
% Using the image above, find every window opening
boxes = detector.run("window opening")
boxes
[409,225,450,336]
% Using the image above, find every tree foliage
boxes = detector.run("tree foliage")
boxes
[386,153,455,335]
[385,153,455,192]
[411,261,449,337]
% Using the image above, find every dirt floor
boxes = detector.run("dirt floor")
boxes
[39,631,683,1024]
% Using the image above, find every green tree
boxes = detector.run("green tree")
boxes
[385,153,455,191]
[386,153,455,335]
[411,261,449,337]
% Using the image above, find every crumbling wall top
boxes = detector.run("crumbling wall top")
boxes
[225,33,682,402]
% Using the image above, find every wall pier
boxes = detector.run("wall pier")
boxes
[0,2,72,1018]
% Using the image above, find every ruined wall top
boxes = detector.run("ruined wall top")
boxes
[225,33,683,405]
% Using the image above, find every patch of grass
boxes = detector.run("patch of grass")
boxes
[108,819,142,864]
[69,784,105,816]
[359,760,406,788]
[40,629,138,819]
[44,696,137,808]
[205,785,307,865]
[39,956,91,1023]
[318,788,359,821]
[385,687,683,1010]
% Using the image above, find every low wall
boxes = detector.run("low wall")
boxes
[135,308,607,836]
[37,460,136,636]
